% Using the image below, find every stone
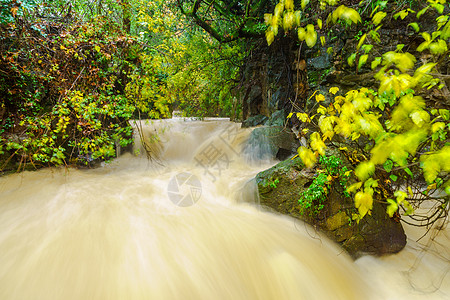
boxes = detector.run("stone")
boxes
[243,126,298,161]
[264,110,286,127]
[255,152,407,258]
[241,115,268,128]
[307,53,332,70]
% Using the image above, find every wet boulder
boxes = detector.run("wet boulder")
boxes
[241,115,268,128]
[243,126,298,161]
[255,153,406,258]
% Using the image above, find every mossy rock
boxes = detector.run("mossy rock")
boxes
[255,151,406,258]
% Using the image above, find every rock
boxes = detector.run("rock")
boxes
[241,115,268,128]
[264,110,286,127]
[243,126,298,161]
[307,53,332,70]
[255,153,407,258]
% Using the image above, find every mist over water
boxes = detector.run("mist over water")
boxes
[0,119,448,299]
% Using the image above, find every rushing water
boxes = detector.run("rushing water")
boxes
[0,119,448,300]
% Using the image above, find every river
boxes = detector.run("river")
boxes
[0,119,448,299]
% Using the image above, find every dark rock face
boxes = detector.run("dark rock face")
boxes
[235,36,309,122]
[255,155,406,258]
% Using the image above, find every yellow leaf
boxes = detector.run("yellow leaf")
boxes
[295,11,302,26]
[409,110,430,127]
[356,33,366,50]
[319,115,335,133]
[298,146,317,168]
[285,0,294,10]
[296,112,309,122]
[337,6,361,25]
[305,24,317,48]
[315,93,325,102]
[301,0,310,10]
[432,122,445,133]
[354,191,373,218]
[264,14,273,25]
[372,11,386,25]
[320,36,326,46]
[347,182,362,194]
[310,132,326,155]
[421,157,440,183]
[298,27,306,41]
[429,40,448,55]
[317,18,323,29]
[355,161,375,181]
[386,199,398,217]
[266,30,275,45]
[274,3,284,17]
[329,87,339,94]
[407,186,413,198]
[394,190,407,204]
[283,11,295,31]
[317,105,327,115]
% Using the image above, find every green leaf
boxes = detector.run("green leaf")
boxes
[439,109,449,121]
[441,21,450,40]
[295,11,302,26]
[361,44,373,54]
[348,53,356,67]
[371,57,381,69]
[394,10,408,20]
[431,3,444,14]
[358,54,368,70]
[417,7,429,19]
[383,159,393,172]
[404,167,413,178]
[408,22,420,32]
[390,174,398,182]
